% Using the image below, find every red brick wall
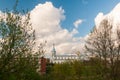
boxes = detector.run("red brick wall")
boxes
[40,57,46,74]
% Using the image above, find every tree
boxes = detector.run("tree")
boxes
[50,62,76,80]
[0,9,41,80]
[85,19,120,80]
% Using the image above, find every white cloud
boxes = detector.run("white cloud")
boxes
[29,2,84,55]
[71,28,79,35]
[0,11,3,18]
[95,3,120,30]
[73,19,83,28]
[95,12,105,28]
[92,2,120,48]
[30,2,65,37]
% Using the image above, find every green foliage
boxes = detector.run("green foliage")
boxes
[0,10,41,80]
[50,62,75,80]
[46,60,105,80]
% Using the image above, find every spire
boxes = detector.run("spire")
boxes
[53,43,55,49]
[52,43,56,57]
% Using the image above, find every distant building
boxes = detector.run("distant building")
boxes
[39,57,51,74]
[51,44,79,63]
[39,57,47,74]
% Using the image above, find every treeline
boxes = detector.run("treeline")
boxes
[41,60,103,80]
[40,58,120,80]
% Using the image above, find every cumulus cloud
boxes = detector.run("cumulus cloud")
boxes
[29,2,84,55]
[95,12,105,28]
[95,3,120,30]
[92,2,120,48]
[73,19,83,28]
[30,2,65,37]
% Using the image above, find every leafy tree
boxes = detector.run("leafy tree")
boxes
[85,19,120,80]
[0,8,41,80]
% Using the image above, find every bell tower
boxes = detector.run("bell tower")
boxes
[51,44,56,57]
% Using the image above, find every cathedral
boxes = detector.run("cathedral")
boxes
[51,44,79,63]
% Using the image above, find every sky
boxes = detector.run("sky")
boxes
[0,0,120,36]
[0,0,120,55]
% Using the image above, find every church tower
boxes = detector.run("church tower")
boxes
[51,44,56,58]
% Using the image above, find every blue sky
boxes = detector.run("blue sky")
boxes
[0,0,120,37]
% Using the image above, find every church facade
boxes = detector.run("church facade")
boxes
[51,44,79,63]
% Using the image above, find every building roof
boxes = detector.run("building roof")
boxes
[55,54,78,57]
